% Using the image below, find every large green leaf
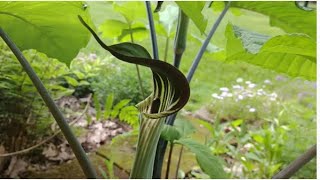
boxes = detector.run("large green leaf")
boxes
[176,138,227,179]
[225,24,245,57]
[259,34,316,62]
[225,24,316,80]
[232,25,270,54]
[175,1,207,34]
[98,19,128,38]
[231,2,316,39]
[161,124,182,142]
[118,22,148,42]
[113,2,146,24]
[160,119,196,142]
[0,2,92,65]
[99,20,148,42]
[211,1,243,16]
[228,51,316,81]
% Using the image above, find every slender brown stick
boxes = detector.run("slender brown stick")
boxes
[272,144,316,179]
[165,142,174,178]
[175,145,184,178]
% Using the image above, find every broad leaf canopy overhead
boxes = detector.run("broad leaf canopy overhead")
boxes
[0,2,92,65]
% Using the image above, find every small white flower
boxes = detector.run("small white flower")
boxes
[233,85,242,89]
[245,81,251,85]
[89,53,97,60]
[220,87,229,92]
[212,93,218,97]
[220,91,229,97]
[240,156,246,161]
[270,92,278,98]
[236,78,243,83]
[247,93,254,98]
[257,89,265,96]
[270,97,276,101]
[249,108,256,112]
[264,79,272,84]
[238,95,244,100]
[243,143,254,150]
[269,92,278,101]
[220,92,233,98]
[212,93,223,100]
[248,83,256,88]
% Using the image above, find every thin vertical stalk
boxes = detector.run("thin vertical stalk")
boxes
[0,28,97,179]
[145,1,159,60]
[186,2,230,82]
[165,142,174,178]
[175,145,184,178]
[129,24,135,44]
[165,142,174,179]
[164,37,170,62]
[129,24,145,98]
[153,2,230,178]
[173,9,189,68]
[272,144,316,179]
[135,65,145,97]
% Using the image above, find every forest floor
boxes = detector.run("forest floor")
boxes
[0,95,131,178]
[1,93,222,179]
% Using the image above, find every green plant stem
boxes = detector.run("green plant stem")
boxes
[164,37,170,62]
[129,24,145,98]
[173,9,189,68]
[153,3,230,178]
[175,145,184,178]
[145,1,159,60]
[186,1,230,82]
[135,65,145,97]
[129,24,135,43]
[165,142,174,178]
[0,28,97,179]
[96,151,131,176]
[272,144,316,179]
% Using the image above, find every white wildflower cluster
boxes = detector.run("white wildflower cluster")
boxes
[88,53,98,60]
[211,78,279,113]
